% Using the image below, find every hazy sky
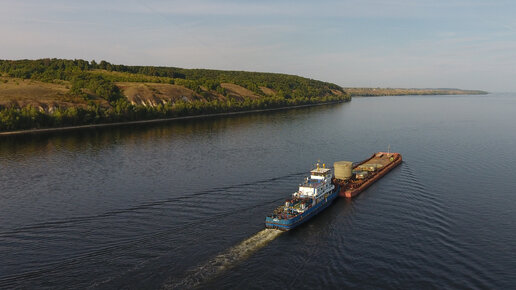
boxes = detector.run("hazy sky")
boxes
[2,0,515,91]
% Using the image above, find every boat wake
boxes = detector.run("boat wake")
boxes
[164,228,282,289]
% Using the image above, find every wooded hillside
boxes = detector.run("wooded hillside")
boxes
[0,59,349,132]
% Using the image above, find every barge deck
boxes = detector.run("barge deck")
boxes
[333,152,402,198]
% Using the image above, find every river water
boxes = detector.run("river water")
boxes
[0,94,515,289]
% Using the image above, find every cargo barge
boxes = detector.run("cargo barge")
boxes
[265,163,339,231]
[333,152,402,198]
[265,152,401,231]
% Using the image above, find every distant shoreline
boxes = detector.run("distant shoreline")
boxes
[0,101,343,137]
[345,88,488,97]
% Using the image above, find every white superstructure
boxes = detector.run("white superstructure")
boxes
[295,163,335,201]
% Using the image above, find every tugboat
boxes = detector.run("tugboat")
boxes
[265,162,339,231]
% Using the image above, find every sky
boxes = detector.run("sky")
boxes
[1,0,515,91]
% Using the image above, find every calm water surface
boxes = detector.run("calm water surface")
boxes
[1,94,515,289]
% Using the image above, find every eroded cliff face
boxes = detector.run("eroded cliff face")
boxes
[117,82,276,107]
[116,82,215,106]
[0,77,263,110]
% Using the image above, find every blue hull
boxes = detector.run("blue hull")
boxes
[265,187,339,231]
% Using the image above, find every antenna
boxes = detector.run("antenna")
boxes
[388,144,390,154]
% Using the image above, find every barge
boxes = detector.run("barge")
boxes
[333,152,402,198]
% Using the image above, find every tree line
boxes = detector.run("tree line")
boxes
[0,58,346,99]
[0,95,347,131]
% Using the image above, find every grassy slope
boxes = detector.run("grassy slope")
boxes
[0,76,70,106]
[0,76,112,111]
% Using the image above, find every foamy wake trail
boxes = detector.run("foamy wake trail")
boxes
[164,228,283,289]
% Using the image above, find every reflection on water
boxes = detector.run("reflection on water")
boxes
[0,104,338,159]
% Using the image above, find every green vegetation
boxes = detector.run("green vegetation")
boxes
[0,59,349,132]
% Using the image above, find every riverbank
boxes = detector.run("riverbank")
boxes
[0,101,344,136]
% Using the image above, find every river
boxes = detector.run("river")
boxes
[1,94,515,289]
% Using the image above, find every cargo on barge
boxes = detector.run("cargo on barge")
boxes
[333,152,402,198]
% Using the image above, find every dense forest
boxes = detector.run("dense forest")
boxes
[0,59,350,132]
